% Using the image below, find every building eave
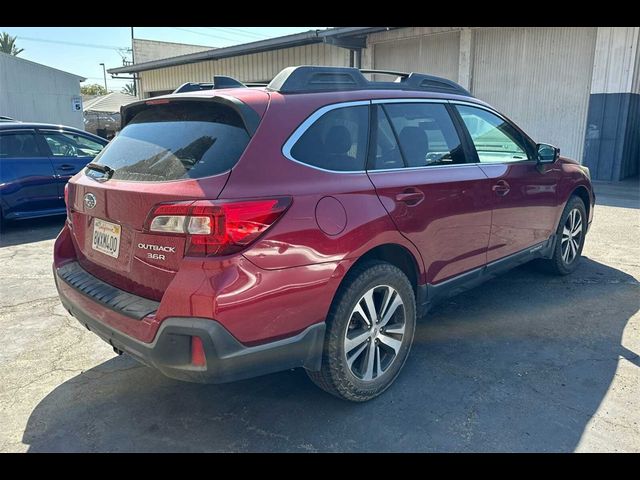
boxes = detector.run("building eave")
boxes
[108,27,395,75]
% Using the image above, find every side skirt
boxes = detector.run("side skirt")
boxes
[416,235,557,317]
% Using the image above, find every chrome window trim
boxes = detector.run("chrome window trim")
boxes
[372,98,446,105]
[448,100,503,117]
[280,98,528,175]
[367,163,480,174]
[281,100,371,174]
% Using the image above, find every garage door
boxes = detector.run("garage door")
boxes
[472,27,597,161]
[372,31,460,82]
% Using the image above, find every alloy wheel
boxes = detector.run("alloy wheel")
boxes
[344,285,406,381]
[561,208,583,264]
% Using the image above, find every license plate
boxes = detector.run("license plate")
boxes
[92,219,121,258]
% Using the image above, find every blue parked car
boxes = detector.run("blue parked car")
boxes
[0,122,108,223]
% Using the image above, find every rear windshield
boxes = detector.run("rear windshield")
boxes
[87,101,250,182]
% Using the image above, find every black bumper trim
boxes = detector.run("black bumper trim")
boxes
[56,271,325,384]
[57,262,159,320]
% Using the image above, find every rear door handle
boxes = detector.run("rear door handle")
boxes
[57,164,76,171]
[396,189,425,206]
[492,180,511,196]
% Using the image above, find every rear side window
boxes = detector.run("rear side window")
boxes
[380,103,466,168]
[0,132,43,158]
[289,105,369,171]
[88,101,250,182]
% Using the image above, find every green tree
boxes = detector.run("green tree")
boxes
[80,84,108,96]
[121,83,136,95]
[0,32,24,56]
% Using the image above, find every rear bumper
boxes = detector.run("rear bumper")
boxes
[55,264,325,384]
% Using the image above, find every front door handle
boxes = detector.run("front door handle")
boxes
[492,180,511,196]
[396,189,425,206]
[57,164,76,171]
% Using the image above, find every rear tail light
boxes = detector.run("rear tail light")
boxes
[145,197,291,257]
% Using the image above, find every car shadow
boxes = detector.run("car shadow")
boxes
[0,216,66,247]
[22,257,638,452]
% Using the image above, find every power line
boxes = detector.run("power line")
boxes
[205,27,270,39]
[16,36,128,51]
[172,27,237,43]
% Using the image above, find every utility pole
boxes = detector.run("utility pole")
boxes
[131,27,137,97]
[99,63,108,92]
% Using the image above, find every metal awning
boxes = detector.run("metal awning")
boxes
[108,27,395,75]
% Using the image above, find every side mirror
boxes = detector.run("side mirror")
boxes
[537,143,560,164]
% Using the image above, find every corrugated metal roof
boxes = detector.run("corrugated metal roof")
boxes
[83,92,137,113]
[108,27,395,74]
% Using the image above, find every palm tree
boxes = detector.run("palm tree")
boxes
[0,32,24,56]
[121,83,136,96]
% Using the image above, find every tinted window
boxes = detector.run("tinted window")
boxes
[0,132,43,158]
[382,103,466,168]
[369,106,404,170]
[456,105,530,163]
[42,131,105,158]
[88,102,250,182]
[290,105,369,171]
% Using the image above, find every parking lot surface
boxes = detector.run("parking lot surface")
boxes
[0,182,638,452]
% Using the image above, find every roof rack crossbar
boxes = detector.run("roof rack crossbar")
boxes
[359,69,410,78]
[266,66,472,97]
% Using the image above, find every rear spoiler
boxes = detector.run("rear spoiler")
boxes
[119,95,261,136]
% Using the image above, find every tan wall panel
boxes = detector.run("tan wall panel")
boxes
[139,43,349,94]
[372,31,460,81]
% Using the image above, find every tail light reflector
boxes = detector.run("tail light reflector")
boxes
[64,183,73,226]
[191,336,206,367]
[145,197,291,257]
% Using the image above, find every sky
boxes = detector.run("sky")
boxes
[0,27,325,92]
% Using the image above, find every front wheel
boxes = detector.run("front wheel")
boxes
[541,195,587,275]
[307,261,416,402]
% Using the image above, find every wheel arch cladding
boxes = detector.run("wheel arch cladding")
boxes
[571,185,591,220]
[345,243,420,294]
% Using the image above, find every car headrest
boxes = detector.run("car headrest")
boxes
[325,125,352,154]
[398,127,429,167]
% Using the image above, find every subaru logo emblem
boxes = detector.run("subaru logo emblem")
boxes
[84,193,97,209]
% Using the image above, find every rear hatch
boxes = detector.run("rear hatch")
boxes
[66,94,265,300]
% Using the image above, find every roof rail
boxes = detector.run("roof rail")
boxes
[266,66,472,97]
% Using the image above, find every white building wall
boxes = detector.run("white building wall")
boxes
[369,30,461,81]
[471,27,597,161]
[0,53,84,129]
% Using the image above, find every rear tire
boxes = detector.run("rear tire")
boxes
[307,261,416,402]
[540,195,587,276]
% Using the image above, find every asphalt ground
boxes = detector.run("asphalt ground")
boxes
[0,181,638,452]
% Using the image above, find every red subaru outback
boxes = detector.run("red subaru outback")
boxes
[54,66,594,401]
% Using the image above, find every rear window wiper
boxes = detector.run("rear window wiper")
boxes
[86,163,114,179]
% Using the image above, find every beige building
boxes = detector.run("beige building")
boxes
[109,27,640,181]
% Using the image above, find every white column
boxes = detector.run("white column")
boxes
[590,26,640,95]
[458,28,475,92]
